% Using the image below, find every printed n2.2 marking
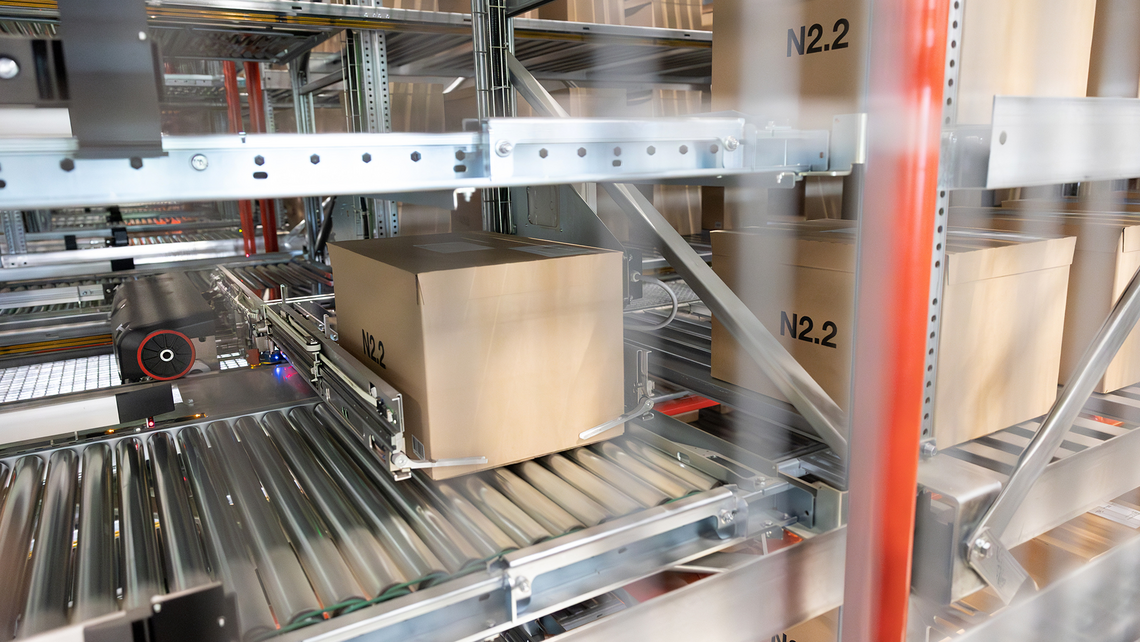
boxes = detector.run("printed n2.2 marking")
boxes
[780,311,838,348]
[788,18,850,56]
[361,329,386,369]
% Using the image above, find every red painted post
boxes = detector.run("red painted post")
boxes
[222,61,257,257]
[840,0,949,640]
[243,62,280,253]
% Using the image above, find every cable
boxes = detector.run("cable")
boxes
[627,275,678,331]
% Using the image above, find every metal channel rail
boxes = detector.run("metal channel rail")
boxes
[0,395,807,642]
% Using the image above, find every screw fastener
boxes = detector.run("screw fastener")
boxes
[190,154,209,171]
[310,154,320,165]
[0,57,19,80]
[974,538,993,558]
[495,140,513,157]
[724,136,740,151]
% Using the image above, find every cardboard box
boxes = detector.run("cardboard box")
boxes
[711,0,1095,128]
[540,0,624,24]
[625,0,702,29]
[710,221,1075,447]
[330,232,625,479]
[951,207,1140,393]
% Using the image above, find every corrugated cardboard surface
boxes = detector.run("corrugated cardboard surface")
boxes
[951,207,1140,392]
[710,222,1075,447]
[330,232,625,479]
[540,0,625,24]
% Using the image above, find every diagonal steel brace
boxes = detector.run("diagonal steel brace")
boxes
[965,261,1140,603]
[507,53,848,457]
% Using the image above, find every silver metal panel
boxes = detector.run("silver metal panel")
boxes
[987,96,1140,188]
[953,527,1140,641]
[556,527,846,642]
[0,118,826,209]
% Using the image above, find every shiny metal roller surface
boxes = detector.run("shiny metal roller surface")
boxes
[234,415,365,607]
[115,439,163,612]
[0,400,725,642]
[20,449,78,638]
[72,444,116,623]
[205,421,323,624]
[263,412,406,597]
[0,457,43,640]
[178,428,276,641]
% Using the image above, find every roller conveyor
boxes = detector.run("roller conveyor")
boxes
[0,394,793,642]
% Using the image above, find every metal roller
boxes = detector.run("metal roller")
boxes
[400,480,497,567]
[262,412,406,597]
[177,428,277,641]
[205,421,322,624]
[291,407,445,584]
[489,468,584,535]
[543,454,643,517]
[312,405,480,574]
[19,449,78,638]
[514,461,611,527]
[595,441,694,498]
[0,457,44,640]
[233,416,366,607]
[411,475,517,558]
[567,448,670,507]
[148,432,212,593]
[114,439,164,612]
[461,476,552,548]
[435,484,518,553]
[72,444,117,623]
[622,439,718,492]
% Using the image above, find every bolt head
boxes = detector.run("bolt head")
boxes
[921,442,937,458]
[190,154,209,171]
[410,151,422,162]
[646,145,656,156]
[577,147,587,157]
[392,452,409,467]
[362,153,372,163]
[679,144,689,154]
[495,140,513,157]
[538,148,548,159]
[724,136,740,151]
[709,143,720,154]
[60,158,75,172]
[310,154,320,164]
[0,57,19,80]
[254,155,265,166]
[130,157,143,170]
[138,30,148,41]
[515,577,530,593]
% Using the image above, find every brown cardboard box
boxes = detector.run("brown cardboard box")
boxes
[710,222,1076,447]
[951,207,1140,393]
[712,0,1095,128]
[540,0,624,24]
[625,0,702,29]
[330,232,625,479]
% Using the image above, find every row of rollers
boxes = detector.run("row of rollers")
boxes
[0,404,716,641]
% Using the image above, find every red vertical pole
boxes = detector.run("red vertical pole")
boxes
[222,60,257,257]
[243,61,280,253]
[841,0,949,640]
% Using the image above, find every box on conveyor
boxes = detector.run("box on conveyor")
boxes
[710,220,1076,448]
[330,232,625,480]
[951,207,1140,393]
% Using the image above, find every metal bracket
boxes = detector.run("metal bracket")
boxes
[967,528,1034,604]
[580,346,654,440]
[56,0,165,158]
